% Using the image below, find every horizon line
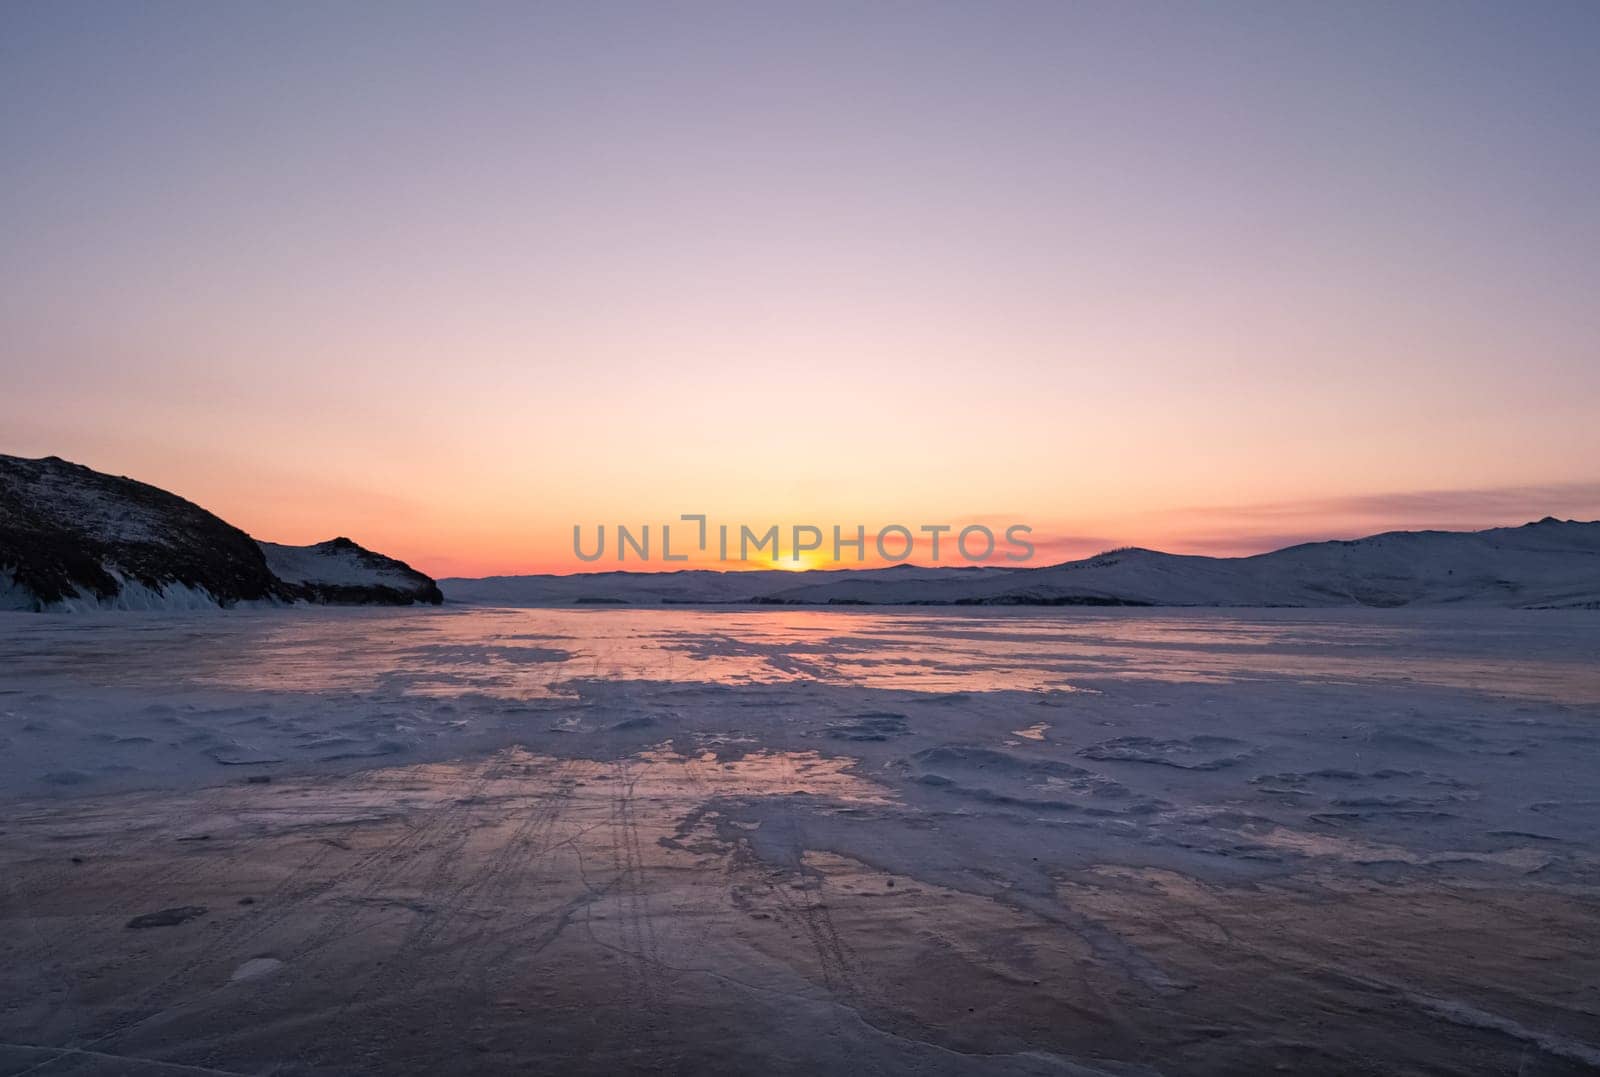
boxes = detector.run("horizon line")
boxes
[436,515,1594,581]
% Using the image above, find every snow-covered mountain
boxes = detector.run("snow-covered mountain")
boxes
[444,519,1600,610]
[442,563,1011,607]
[0,455,442,611]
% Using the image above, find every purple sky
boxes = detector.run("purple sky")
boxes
[3,2,1597,574]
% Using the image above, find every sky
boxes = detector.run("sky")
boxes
[3,1,1598,577]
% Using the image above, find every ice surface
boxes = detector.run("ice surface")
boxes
[2,606,1598,1074]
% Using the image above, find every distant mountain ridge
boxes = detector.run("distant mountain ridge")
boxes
[0,454,442,611]
[444,519,1600,610]
[6,452,1594,612]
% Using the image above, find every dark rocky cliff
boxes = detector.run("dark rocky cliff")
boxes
[0,454,443,611]
[0,455,285,609]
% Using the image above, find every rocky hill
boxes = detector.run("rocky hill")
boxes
[260,537,444,606]
[0,455,442,611]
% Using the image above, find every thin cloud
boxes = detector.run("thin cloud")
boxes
[1023,482,1600,563]
[1173,482,1600,524]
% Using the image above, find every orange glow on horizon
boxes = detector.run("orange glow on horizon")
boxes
[230,496,1600,580]
[4,4,1598,586]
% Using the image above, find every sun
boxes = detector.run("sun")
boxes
[773,552,828,572]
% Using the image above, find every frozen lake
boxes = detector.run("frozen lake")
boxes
[8,605,1600,702]
[2,607,1598,1074]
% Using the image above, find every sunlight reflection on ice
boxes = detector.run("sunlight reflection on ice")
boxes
[4,606,1598,704]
